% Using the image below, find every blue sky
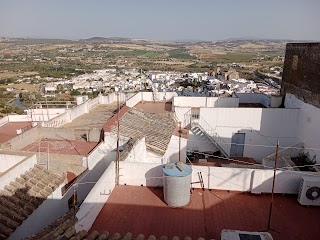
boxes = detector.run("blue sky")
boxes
[0,0,319,40]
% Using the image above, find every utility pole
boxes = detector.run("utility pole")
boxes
[115,87,120,186]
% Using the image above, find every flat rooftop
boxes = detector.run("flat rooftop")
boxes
[21,139,98,155]
[0,122,32,143]
[239,103,266,108]
[134,101,172,113]
[90,185,320,240]
[61,103,119,130]
[189,156,257,167]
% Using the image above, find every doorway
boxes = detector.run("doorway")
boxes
[230,133,245,157]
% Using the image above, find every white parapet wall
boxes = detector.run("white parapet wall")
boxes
[285,93,320,163]
[163,135,187,163]
[126,92,178,108]
[25,108,66,122]
[0,153,27,173]
[75,162,115,232]
[0,153,37,190]
[119,162,163,187]
[117,161,319,194]
[7,115,31,122]
[0,116,9,127]
[1,127,40,150]
[173,96,239,108]
[126,92,142,107]
[236,93,271,107]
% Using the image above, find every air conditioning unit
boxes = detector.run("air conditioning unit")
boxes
[297,176,320,206]
[221,229,273,240]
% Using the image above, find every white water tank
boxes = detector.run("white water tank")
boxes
[162,162,192,207]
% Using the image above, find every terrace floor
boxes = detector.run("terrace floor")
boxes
[134,101,172,113]
[90,185,320,240]
[61,103,120,130]
[0,121,32,143]
[22,139,98,155]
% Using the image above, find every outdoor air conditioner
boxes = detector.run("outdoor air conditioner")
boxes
[297,176,320,206]
[221,229,273,240]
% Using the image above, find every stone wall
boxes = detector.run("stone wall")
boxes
[282,43,320,108]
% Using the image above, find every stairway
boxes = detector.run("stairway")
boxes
[189,126,220,154]
[184,110,230,158]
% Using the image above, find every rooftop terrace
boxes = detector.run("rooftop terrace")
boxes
[0,122,32,144]
[21,139,98,156]
[134,101,172,113]
[89,185,320,240]
[61,103,120,130]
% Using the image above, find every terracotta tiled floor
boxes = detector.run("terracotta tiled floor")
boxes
[134,102,172,113]
[0,122,32,143]
[22,139,98,155]
[90,185,320,240]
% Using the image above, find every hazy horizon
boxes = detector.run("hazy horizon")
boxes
[1,0,320,41]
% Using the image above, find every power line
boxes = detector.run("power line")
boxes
[169,137,320,152]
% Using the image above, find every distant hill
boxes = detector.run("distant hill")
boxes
[82,37,131,43]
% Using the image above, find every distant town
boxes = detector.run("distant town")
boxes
[0,37,284,114]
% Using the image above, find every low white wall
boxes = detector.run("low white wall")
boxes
[118,162,318,194]
[173,96,239,108]
[122,138,147,163]
[126,92,142,107]
[173,97,207,107]
[285,93,320,163]
[101,92,130,104]
[0,153,26,172]
[26,108,66,122]
[155,92,178,101]
[76,162,115,232]
[7,115,31,122]
[42,112,70,128]
[70,102,88,121]
[251,170,314,194]
[236,93,270,107]
[88,97,99,111]
[0,116,9,127]
[0,153,37,190]
[163,135,187,163]
[8,182,71,240]
[191,165,254,191]
[86,142,115,170]
[2,127,40,150]
[119,162,163,187]
[173,106,191,127]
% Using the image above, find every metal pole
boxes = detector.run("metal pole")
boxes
[116,91,120,185]
[73,183,77,225]
[47,140,49,170]
[45,96,50,121]
[267,140,279,229]
[178,121,182,162]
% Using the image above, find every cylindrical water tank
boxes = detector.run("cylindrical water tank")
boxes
[162,162,192,207]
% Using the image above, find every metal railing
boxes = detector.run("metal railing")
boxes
[184,110,230,157]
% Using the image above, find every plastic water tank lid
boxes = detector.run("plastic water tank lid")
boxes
[162,162,192,177]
